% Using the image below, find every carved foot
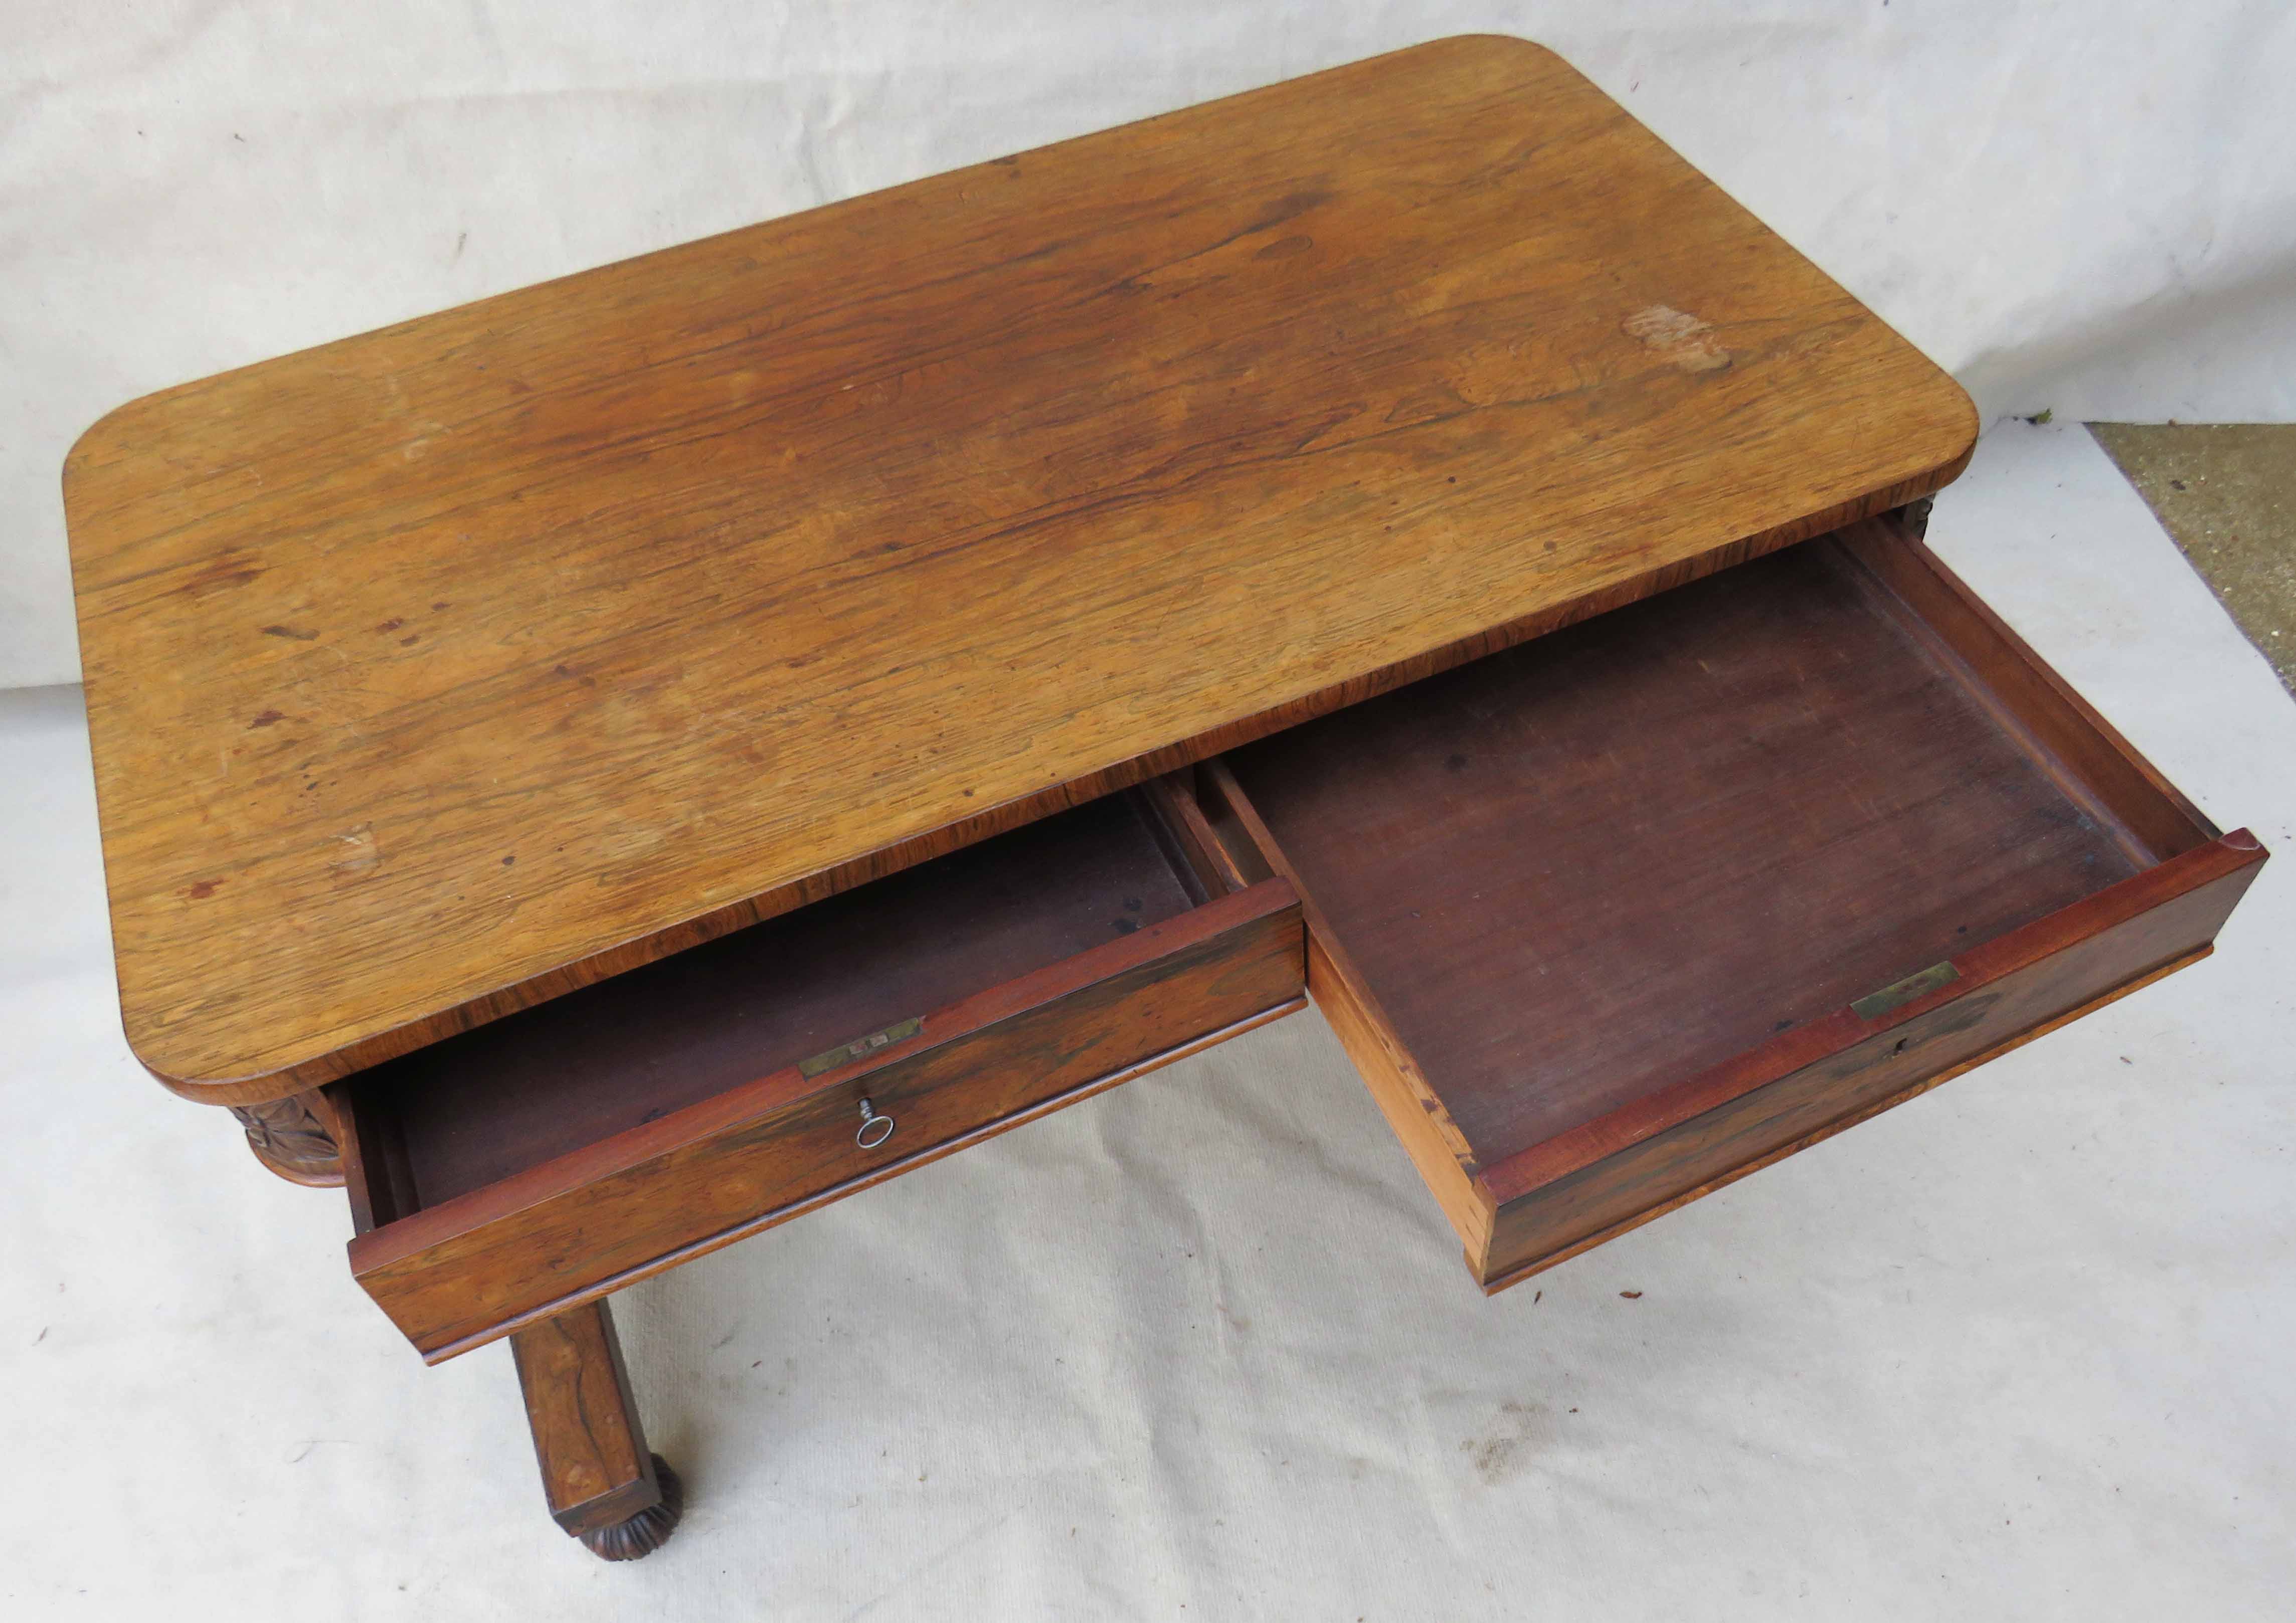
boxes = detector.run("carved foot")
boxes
[579,1453,683,1561]
[228,1091,344,1186]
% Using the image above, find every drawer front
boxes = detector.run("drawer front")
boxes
[1476,837,2263,1289]
[343,881,1301,1361]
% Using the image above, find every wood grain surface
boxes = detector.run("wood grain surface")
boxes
[342,880,1303,1359]
[1834,514,2217,860]
[65,34,1975,1100]
[351,787,1217,1208]
[1222,534,2160,1163]
[1199,758,1495,1254]
[508,1300,662,1537]
[1211,514,2261,1278]
[1478,837,2264,1284]
[1474,944,2212,1291]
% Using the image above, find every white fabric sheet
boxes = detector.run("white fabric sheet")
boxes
[4,2,2296,687]
[5,422,2293,1617]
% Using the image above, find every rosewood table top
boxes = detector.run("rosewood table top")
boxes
[63,36,1975,1101]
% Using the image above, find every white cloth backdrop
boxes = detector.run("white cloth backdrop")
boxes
[7,6,2296,1618]
[3,1,2295,688]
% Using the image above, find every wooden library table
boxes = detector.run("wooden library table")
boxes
[63,37,2262,1557]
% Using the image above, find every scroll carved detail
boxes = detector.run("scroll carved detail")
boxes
[228,1092,344,1186]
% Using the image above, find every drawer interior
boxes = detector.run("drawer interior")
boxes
[343,784,1234,1225]
[1208,519,2245,1282]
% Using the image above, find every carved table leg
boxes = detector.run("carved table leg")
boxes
[227,1091,344,1187]
[509,1299,682,1560]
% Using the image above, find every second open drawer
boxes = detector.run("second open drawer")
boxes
[333,784,1303,1361]
[1199,512,2265,1292]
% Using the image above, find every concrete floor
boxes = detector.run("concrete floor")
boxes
[2091,424,2296,692]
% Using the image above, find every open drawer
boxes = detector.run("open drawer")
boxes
[333,784,1303,1361]
[1201,512,2265,1292]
